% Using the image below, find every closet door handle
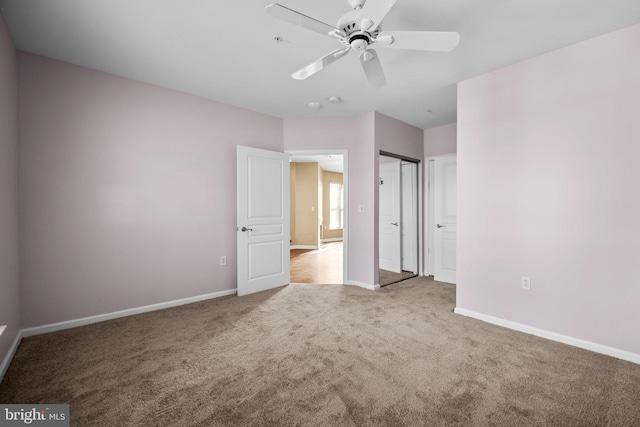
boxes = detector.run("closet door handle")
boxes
[436,224,445,228]
[241,226,253,232]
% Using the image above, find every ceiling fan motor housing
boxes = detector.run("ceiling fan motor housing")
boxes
[350,35,369,51]
[337,9,380,48]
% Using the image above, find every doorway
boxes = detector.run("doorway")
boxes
[378,152,421,286]
[287,150,348,284]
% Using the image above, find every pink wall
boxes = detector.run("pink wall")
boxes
[0,14,20,371]
[284,113,377,286]
[424,123,457,157]
[457,23,640,355]
[375,112,424,161]
[18,52,283,328]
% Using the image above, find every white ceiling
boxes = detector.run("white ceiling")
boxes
[1,0,639,129]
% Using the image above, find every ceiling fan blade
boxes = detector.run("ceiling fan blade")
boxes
[357,0,397,32]
[376,31,460,52]
[359,49,386,88]
[266,3,341,38]
[291,48,350,80]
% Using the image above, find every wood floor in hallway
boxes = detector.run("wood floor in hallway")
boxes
[290,242,343,284]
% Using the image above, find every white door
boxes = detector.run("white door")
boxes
[433,155,457,283]
[379,161,401,273]
[237,146,290,296]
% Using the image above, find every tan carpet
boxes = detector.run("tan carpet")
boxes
[1,277,639,426]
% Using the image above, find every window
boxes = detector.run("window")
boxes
[329,181,343,230]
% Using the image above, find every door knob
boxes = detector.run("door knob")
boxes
[391,222,399,226]
[436,224,445,228]
[241,226,253,232]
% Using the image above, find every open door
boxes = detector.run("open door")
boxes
[433,155,457,284]
[237,146,290,296]
[379,160,401,273]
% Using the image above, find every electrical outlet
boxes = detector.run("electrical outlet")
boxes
[521,276,531,290]
[220,256,227,266]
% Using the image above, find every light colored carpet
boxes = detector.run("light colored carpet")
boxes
[1,277,639,426]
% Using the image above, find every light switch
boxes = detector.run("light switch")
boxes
[358,205,365,213]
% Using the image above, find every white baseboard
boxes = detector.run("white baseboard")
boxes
[290,245,319,250]
[345,281,380,291]
[0,332,23,383]
[21,289,237,338]
[454,307,640,365]
[321,238,343,243]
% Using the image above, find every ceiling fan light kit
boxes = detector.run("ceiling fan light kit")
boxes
[266,0,459,88]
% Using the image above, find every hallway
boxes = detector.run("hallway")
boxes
[290,242,343,284]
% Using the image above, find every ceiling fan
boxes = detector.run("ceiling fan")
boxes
[266,0,460,88]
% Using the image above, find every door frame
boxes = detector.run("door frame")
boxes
[425,154,457,277]
[378,151,423,282]
[286,149,349,284]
